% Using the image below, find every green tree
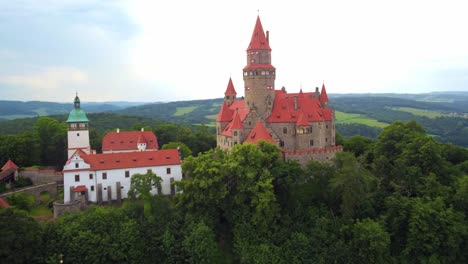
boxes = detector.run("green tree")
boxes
[182,221,221,264]
[330,152,377,218]
[34,116,67,167]
[0,208,44,263]
[128,170,162,220]
[347,219,391,263]
[162,141,192,158]
[344,135,373,157]
[404,197,467,263]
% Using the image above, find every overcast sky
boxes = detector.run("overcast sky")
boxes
[0,0,467,102]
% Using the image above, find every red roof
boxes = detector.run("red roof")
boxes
[266,90,333,123]
[247,16,271,51]
[102,131,159,152]
[224,78,237,95]
[231,110,244,130]
[243,64,276,70]
[72,185,87,192]
[320,83,329,103]
[0,197,10,208]
[216,101,234,122]
[296,112,309,126]
[245,121,274,144]
[1,160,18,171]
[67,149,181,171]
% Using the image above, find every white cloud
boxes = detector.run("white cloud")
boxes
[0,66,88,90]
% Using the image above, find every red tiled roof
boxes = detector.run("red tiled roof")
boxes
[72,185,87,192]
[243,64,276,70]
[67,149,181,171]
[247,16,271,51]
[102,131,159,152]
[266,90,333,123]
[320,83,329,103]
[221,123,233,137]
[245,121,274,144]
[1,160,18,171]
[296,112,309,126]
[224,78,237,95]
[231,110,244,130]
[216,101,234,122]
[0,197,10,208]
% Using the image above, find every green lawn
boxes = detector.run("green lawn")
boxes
[335,111,388,128]
[205,114,218,120]
[0,114,35,120]
[33,108,49,115]
[30,204,53,218]
[174,106,198,116]
[392,107,445,118]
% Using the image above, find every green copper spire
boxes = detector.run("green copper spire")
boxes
[66,93,89,123]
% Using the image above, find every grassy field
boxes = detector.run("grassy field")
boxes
[0,114,35,120]
[392,107,446,118]
[335,111,388,128]
[174,106,198,116]
[205,114,218,120]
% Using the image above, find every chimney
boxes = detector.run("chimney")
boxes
[293,96,298,110]
[117,128,120,133]
[266,31,269,42]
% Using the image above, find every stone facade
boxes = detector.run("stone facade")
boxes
[216,16,342,165]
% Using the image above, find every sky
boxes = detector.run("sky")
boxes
[0,0,467,102]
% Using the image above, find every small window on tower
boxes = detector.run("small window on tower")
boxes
[75,175,80,182]
[91,186,95,191]
[75,163,79,168]
[233,131,238,136]
[310,140,314,146]
[89,174,93,180]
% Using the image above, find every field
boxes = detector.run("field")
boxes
[174,106,198,116]
[335,111,388,128]
[392,107,446,118]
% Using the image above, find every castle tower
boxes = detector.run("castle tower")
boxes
[320,83,329,108]
[224,78,237,106]
[243,16,276,119]
[66,93,91,158]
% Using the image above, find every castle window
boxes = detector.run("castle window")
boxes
[75,163,79,168]
[310,140,314,146]
[77,133,80,136]
[75,175,80,182]
[234,141,238,145]
[244,71,248,76]
[280,140,284,147]
[91,186,95,191]
[283,127,288,134]
[167,168,171,174]
[102,172,107,180]
[234,131,238,136]
[125,171,130,178]
[326,138,328,142]
[248,121,251,126]
[89,174,93,180]
[326,125,329,129]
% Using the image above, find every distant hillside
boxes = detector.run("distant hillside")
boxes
[0,100,148,121]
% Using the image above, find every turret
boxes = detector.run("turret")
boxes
[66,93,91,158]
[224,78,237,106]
[320,83,329,108]
[243,16,276,119]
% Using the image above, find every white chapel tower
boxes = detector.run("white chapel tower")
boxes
[66,93,91,158]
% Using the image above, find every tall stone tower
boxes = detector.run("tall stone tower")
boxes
[243,16,276,119]
[66,94,91,158]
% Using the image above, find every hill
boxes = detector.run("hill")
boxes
[0,100,148,120]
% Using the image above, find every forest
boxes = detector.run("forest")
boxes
[1,119,467,263]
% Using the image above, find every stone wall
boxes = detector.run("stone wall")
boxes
[53,200,81,218]
[19,168,63,184]
[283,145,343,166]
[0,182,58,204]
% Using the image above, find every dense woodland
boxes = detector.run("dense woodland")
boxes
[1,119,467,263]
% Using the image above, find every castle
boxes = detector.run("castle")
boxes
[216,16,342,165]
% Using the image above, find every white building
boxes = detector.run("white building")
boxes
[63,94,182,204]
[63,149,182,203]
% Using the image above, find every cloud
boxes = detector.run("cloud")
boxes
[0,66,88,90]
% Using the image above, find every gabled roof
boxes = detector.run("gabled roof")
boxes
[216,101,234,122]
[245,121,274,144]
[231,110,244,130]
[296,112,309,126]
[247,16,271,51]
[266,90,333,123]
[224,78,237,95]
[1,160,18,171]
[320,83,329,103]
[72,185,87,192]
[102,131,159,152]
[66,149,181,171]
